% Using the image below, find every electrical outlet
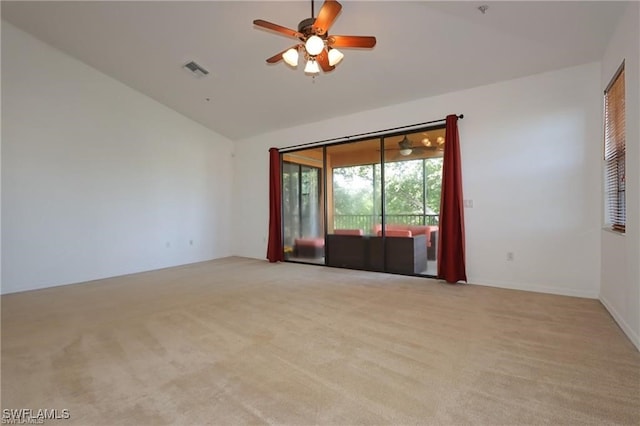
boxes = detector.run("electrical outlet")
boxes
[165,241,171,248]
[507,252,514,261]
[189,240,194,246]
[464,199,473,208]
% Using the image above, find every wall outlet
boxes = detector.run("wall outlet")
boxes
[507,252,514,261]
[165,241,171,248]
[189,240,194,246]
[464,199,474,208]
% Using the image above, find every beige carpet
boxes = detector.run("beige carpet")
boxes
[2,257,639,425]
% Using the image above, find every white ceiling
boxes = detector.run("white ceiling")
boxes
[1,1,627,140]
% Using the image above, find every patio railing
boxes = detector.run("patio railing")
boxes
[333,214,438,233]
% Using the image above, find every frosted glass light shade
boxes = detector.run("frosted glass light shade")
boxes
[283,48,299,67]
[399,148,412,156]
[305,35,325,56]
[328,48,344,66]
[304,59,320,74]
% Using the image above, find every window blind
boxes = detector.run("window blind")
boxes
[604,64,625,232]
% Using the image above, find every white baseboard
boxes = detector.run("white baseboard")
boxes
[599,295,640,351]
[467,278,599,299]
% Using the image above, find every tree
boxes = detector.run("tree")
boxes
[333,157,443,227]
[333,165,375,215]
[425,158,443,214]
[384,160,424,215]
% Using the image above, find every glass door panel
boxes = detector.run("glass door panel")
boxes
[282,148,324,264]
[382,128,445,276]
[325,139,382,271]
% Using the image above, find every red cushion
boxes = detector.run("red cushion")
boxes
[334,229,364,236]
[377,229,412,237]
[374,224,436,246]
[294,238,325,247]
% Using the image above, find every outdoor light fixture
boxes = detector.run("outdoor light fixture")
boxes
[398,135,413,156]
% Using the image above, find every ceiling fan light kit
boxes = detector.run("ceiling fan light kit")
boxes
[399,136,413,156]
[305,35,325,56]
[283,48,299,67]
[328,48,344,66]
[304,59,321,74]
[253,0,376,76]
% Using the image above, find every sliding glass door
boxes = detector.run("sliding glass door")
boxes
[280,125,445,277]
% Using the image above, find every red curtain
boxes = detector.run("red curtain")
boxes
[266,148,284,262]
[437,115,467,283]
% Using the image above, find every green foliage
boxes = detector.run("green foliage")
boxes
[332,165,376,215]
[333,158,443,218]
[384,161,423,214]
[425,159,443,213]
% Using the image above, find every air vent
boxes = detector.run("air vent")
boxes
[183,61,209,77]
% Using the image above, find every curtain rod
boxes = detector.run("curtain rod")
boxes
[278,114,463,153]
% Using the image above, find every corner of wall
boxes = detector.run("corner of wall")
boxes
[600,295,640,351]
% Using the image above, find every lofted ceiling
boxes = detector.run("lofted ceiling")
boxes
[1,1,627,140]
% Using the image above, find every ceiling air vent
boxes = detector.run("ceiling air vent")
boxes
[183,61,209,78]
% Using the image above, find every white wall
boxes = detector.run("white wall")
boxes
[234,62,603,299]
[1,22,234,294]
[600,1,640,350]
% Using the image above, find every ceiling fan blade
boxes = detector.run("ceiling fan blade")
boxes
[266,46,295,64]
[316,49,335,72]
[253,19,302,38]
[313,0,342,35]
[328,35,377,48]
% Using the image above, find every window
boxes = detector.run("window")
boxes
[604,62,625,232]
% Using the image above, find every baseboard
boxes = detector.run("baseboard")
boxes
[467,278,599,299]
[0,256,235,295]
[599,295,640,351]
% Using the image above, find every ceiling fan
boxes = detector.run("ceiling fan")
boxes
[253,0,376,75]
[386,135,445,158]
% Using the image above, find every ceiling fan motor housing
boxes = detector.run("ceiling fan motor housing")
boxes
[298,17,324,39]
